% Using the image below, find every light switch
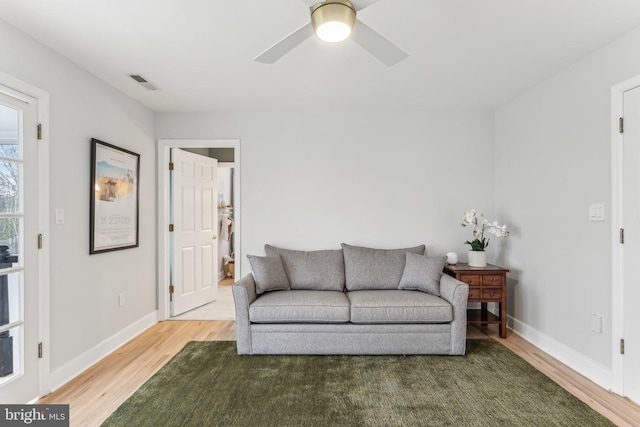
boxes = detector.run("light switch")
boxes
[590,314,603,333]
[589,204,605,221]
[55,208,64,225]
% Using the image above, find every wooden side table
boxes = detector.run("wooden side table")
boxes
[443,263,510,338]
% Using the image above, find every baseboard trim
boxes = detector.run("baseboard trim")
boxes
[48,311,158,393]
[507,315,612,390]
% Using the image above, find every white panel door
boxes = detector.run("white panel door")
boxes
[0,90,39,403]
[171,148,218,316]
[622,86,640,404]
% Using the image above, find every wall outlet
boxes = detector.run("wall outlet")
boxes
[590,313,602,333]
[118,292,125,307]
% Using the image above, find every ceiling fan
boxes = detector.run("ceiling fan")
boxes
[254,0,408,66]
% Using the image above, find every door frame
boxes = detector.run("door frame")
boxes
[0,72,51,397]
[157,139,241,321]
[611,74,640,396]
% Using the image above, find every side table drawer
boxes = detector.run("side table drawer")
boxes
[482,274,502,286]
[468,288,482,300]
[459,274,481,286]
[482,288,502,300]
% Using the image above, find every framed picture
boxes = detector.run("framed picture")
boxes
[90,138,140,254]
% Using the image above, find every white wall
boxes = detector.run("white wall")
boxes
[0,20,157,378]
[495,26,640,373]
[156,111,496,276]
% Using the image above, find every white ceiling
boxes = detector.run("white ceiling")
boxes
[2,0,640,112]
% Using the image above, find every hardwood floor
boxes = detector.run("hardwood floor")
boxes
[38,321,236,427]
[38,321,640,427]
[468,325,640,427]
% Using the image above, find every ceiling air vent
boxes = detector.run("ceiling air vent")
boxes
[128,74,158,91]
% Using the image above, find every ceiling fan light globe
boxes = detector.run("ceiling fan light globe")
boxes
[316,22,352,43]
[311,0,356,43]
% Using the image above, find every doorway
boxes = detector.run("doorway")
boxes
[612,77,640,403]
[172,148,236,320]
[0,81,48,403]
[157,139,240,321]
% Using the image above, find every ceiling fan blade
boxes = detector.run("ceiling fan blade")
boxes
[254,22,314,64]
[351,20,408,66]
[350,0,381,11]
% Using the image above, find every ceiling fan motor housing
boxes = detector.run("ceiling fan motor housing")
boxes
[311,0,357,43]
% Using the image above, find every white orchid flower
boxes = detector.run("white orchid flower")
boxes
[461,209,510,248]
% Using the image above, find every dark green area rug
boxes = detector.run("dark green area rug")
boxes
[102,340,613,427]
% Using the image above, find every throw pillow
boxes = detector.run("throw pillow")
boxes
[264,245,345,291]
[341,243,426,291]
[398,253,446,296]
[247,254,290,295]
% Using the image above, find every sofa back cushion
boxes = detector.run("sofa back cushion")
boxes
[341,243,426,291]
[264,245,345,291]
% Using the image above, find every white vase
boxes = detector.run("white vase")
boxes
[446,252,458,264]
[468,250,487,267]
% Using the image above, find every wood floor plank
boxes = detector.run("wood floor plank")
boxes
[470,325,640,427]
[38,320,236,427]
[37,321,640,426]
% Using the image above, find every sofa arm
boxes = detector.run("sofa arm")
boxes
[232,274,257,355]
[439,274,469,355]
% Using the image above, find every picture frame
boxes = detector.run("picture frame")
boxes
[90,138,140,254]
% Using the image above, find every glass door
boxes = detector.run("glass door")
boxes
[0,89,39,403]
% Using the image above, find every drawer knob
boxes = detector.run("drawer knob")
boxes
[467,279,473,284]
[490,277,496,282]
[490,293,495,297]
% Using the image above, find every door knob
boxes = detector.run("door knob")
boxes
[213,234,218,240]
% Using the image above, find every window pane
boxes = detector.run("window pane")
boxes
[0,272,21,327]
[0,104,19,160]
[0,325,22,382]
[0,219,19,269]
[0,160,19,213]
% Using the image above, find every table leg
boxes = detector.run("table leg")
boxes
[500,301,507,338]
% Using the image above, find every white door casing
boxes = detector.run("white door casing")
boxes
[171,148,218,316]
[619,86,640,403]
[0,90,39,403]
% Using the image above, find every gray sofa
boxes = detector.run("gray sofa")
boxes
[233,244,469,356]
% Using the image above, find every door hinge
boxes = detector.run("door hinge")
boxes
[169,162,174,171]
[37,124,42,140]
[621,338,625,355]
[169,224,174,232]
[37,234,43,249]
[38,342,43,359]
[620,228,625,244]
[619,117,624,134]
[169,285,174,294]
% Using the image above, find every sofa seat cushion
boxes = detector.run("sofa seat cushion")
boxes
[250,290,350,324]
[347,290,452,324]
